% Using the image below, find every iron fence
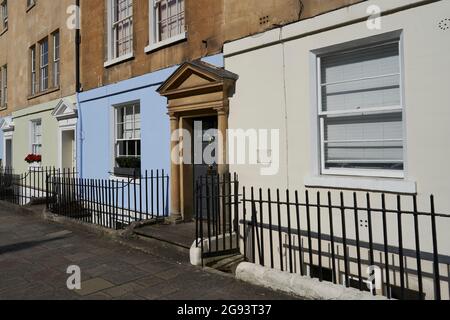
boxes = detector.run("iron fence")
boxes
[196,173,450,300]
[46,170,169,230]
[195,173,240,259]
[0,167,76,206]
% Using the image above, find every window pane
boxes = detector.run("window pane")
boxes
[134,105,140,120]
[117,123,124,139]
[128,140,136,156]
[322,75,400,112]
[118,107,125,123]
[125,106,133,121]
[156,0,184,42]
[112,0,133,58]
[320,41,404,174]
[117,141,126,156]
[321,43,400,84]
[324,112,403,170]
[321,42,400,112]
[136,140,141,156]
[115,103,141,157]
[41,41,49,65]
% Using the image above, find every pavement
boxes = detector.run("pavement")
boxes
[0,202,296,300]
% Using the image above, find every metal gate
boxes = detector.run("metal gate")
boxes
[195,173,240,261]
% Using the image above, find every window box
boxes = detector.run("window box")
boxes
[113,167,141,178]
[114,156,141,177]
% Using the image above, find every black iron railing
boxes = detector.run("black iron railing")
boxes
[195,173,240,259]
[46,170,169,230]
[0,167,76,206]
[195,173,450,300]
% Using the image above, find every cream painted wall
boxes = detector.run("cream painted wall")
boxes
[61,129,75,169]
[225,0,450,298]
[227,0,450,218]
[12,101,60,174]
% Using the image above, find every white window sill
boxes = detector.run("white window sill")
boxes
[109,174,141,183]
[104,52,134,68]
[144,32,187,53]
[304,175,417,194]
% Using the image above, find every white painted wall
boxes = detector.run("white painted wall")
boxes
[225,0,450,299]
[61,129,75,169]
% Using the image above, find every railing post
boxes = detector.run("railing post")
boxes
[340,192,349,287]
[45,174,49,210]
[430,195,441,300]
[381,194,391,299]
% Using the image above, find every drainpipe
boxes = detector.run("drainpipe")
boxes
[75,0,82,177]
[75,0,81,93]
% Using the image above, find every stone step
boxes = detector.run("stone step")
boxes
[130,234,191,264]
[207,254,245,274]
[134,230,192,250]
[132,222,198,250]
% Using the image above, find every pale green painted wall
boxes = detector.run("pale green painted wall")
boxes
[12,101,60,174]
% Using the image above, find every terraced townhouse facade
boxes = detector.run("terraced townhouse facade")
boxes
[1,0,449,301]
[0,0,78,173]
[77,0,363,222]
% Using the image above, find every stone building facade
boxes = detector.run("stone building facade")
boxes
[0,0,78,172]
[78,0,364,221]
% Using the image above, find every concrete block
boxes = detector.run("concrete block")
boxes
[236,262,389,300]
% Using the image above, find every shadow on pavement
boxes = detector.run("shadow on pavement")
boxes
[0,236,68,255]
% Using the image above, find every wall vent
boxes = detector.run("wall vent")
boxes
[438,18,450,31]
[259,16,270,25]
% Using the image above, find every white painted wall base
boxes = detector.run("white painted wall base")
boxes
[235,262,389,300]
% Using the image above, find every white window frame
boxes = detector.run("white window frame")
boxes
[31,46,37,95]
[27,0,36,10]
[53,31,60,88]
[40,39,49,92]
[315,38,406,179]
[0,65,6,108]
[145,0,186,53]
[105,0,134,67]
[114,102,141,163]
[1,0,7,30]
[30,119,42,155]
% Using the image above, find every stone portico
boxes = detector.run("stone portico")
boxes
[158,61,238,222]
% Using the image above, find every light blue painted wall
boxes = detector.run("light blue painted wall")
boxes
[202,54,224,68]
[77,53,223,180]
[77,66,177,179]
[76,54,223,213]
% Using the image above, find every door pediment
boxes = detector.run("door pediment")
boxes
[1,117,14,132]
[158,60,238,98]
[52,98,78,121]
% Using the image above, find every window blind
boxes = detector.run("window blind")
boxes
[319,41,404,173]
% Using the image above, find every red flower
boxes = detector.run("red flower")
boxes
[25,154,42,164]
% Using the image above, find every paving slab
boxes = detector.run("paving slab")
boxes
[0,201,298,300]
[75,278,115,296]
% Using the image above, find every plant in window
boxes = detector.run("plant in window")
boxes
[116,156,141,169]
[114,156,141,177]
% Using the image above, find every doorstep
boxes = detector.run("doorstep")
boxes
[133,222,199,250]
